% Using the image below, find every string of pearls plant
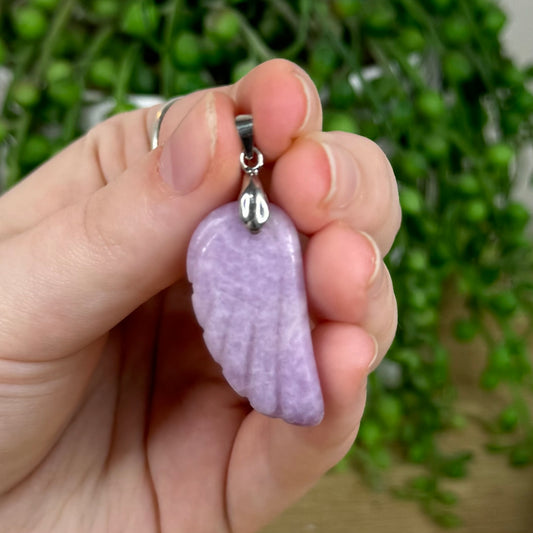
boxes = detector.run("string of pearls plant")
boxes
[1,0,533,526]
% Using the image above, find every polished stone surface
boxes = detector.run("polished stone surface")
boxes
[187,202,324,426]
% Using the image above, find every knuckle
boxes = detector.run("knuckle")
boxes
[379,196,402,255]
[354,135,392,183]
[361,135,390,166]
[351,136,401,252]
[386,175,402,235]
[376,272,398,351]
[79,194,127,265]
[83,116,129,184]
[366,267,397,355]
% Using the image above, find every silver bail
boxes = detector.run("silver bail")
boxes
[236,115,270,233]
[236,114,254,160]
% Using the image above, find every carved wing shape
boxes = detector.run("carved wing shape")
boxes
[187,202,324,426]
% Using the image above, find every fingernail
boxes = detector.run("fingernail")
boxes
[159,93,217,194]
[321,142,359,210]
[359,230,382,286]
[367,335,380,372]
[293,70,312,133]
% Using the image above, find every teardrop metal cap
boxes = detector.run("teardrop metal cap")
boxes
[235,114,270,233]
[240,176,270,233]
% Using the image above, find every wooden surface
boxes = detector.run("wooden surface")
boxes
[262,415,533,533]
[263,320,533,533]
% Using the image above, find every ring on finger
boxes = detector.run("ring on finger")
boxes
[150,96,182,150]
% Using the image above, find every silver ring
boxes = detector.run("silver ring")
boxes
[151,97,181,150]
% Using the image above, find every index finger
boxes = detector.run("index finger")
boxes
[0,59,322,240]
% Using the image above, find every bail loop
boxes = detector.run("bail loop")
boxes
[240,147,264,174]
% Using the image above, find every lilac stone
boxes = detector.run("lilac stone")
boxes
[187,202,324,426]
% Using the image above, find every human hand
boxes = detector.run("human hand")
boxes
[0,59,399,533]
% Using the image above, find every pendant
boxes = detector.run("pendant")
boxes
[186,115,324,426]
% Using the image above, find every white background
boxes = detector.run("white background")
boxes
[502,0,533,66]
[501,0,533,212]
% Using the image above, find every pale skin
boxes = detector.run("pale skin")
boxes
[0,60,400,532]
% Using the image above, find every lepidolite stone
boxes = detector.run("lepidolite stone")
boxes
[187,202,324,426]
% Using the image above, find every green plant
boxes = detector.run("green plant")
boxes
[2,0,533,526]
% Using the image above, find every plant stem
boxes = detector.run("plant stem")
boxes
[161,0,183,98]
[456,0,498,92]
[62,26,113,143]
[280,0,311,59]
[1,45,33,116]
[267,0,299,30]
[114,43,142,107]
[378,40,426,89]
[5,113,31,188]
[311,12,390,133]
[3,0,77,188]
[235,12,274,62]
[400,0,444,52]
[31,0,77,81]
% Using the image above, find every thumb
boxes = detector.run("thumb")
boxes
[0,91,241,362]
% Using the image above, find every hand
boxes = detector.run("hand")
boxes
[0,59,399,533]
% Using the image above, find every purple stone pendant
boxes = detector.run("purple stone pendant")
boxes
[186,116,324,426]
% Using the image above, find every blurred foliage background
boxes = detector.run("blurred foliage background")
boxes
[2,0,533,527]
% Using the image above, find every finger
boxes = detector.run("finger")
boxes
[0,91,244,361]
[0,338,104,493]
[305,223,398,366]
[0,59,321,239]
[271,131,401,254]
[231,59,322,158]
[0,108,153,239]
[226,322,374,533]
[156,59,321,161]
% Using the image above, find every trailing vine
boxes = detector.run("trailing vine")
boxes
[1,0,533,526]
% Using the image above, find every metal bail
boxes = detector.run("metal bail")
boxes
[236,114,254,160]
[235,115,269,233]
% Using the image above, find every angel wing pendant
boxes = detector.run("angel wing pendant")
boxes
[185,116,324,426]
[187,202,324,426]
